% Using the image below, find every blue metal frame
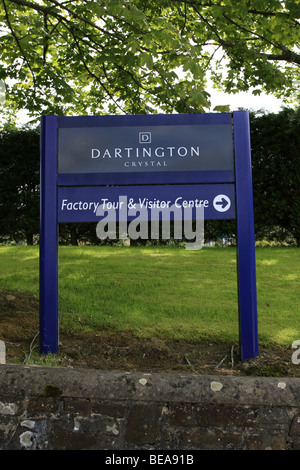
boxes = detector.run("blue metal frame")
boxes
[40,115,59,354]
[58,112,232,128]
[233,111,259,361]
[39,111,258,361]
[57,170,235,186]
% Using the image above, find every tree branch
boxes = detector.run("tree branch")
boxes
[259,51,300,65]
[222,13,300,65]
[43,12,49,65]
[2,0,37,88]
[69,30,128,114]
[7,0,123,41]
[7,0,51,14]
[168,0,297,19]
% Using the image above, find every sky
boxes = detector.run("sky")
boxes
[209,88,287,114]
[14,85,287,126]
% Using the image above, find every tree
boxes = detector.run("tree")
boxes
[0,125,40,244]
[251,107,300,246]
[0,0,299,120]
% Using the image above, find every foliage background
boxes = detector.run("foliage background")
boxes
[0,0,299,120]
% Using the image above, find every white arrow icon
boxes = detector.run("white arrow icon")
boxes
[213,194,231,212]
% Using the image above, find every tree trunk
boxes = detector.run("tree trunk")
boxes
[69,225,78,246]
[26,232,33,245]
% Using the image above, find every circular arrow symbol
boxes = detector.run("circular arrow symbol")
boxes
[213,194,231,212]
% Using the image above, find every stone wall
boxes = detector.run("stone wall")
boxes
[0,364,299,450]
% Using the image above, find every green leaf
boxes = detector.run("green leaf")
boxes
[213,105,231,113]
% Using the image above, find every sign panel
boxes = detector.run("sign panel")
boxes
[40,111,259,362]
[57,113,235,185]
[58,124,234,175]
[58,184,235,223]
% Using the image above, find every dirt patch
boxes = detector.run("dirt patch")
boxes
[0,290,299,377]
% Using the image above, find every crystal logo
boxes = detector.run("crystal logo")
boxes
[139,132,151,144]
[89,128,201,170]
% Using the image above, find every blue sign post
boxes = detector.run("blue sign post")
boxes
[40,115,58,354]
[40,111,258,361]
[233,112,259,361]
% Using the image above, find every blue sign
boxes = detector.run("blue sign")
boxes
[57,113,235,185]
[58,184,235,223]
[58,123,234,175]
[40,111,258,362]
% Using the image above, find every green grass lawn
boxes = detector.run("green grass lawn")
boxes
[0,245,299,347]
